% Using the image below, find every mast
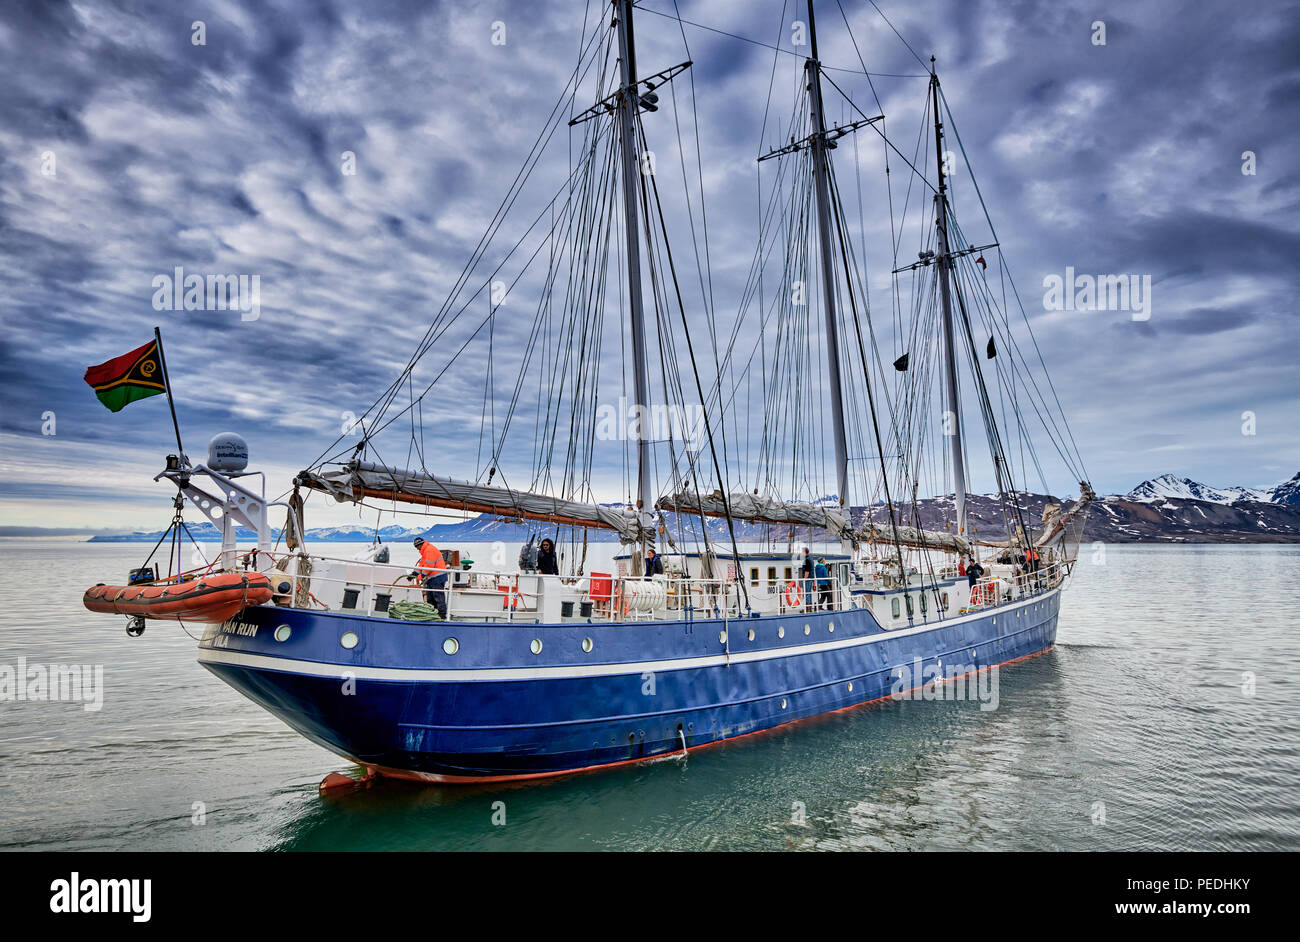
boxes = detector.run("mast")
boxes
[930,61,968,540]
[804,0,850,517]
[614,0,653,567]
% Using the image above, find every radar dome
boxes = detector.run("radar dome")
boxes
[208,432,249,472]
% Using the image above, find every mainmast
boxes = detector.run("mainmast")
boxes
[614,0,653,564]
[930,61,968,540]
[804,0,850,516]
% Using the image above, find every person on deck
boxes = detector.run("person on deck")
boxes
[537,538,559,576]
[412,537,449,618]
[799,547,815,609]
[815,557,833,610]
[644,547,664,577]
[966,555,983,590]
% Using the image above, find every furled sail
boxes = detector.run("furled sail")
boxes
[658,490,850,538]
[975,482,1095,555]
[658,489,969,554]
[853,521,970,556]
[299,461,651,543]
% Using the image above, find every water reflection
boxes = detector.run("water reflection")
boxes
[269,652,1074,851]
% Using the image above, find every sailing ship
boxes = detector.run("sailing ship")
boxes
[85,0,1093,785]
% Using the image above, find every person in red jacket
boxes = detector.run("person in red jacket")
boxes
[412,537,449,618]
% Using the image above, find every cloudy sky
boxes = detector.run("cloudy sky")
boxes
[1,0,1297,533]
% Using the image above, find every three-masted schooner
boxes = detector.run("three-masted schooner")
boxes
[85,0,1093,785]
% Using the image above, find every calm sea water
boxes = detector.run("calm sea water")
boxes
[0,540,1296,851]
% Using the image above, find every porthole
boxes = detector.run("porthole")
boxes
[848,682,853,692]
[274,624,291,643]
[747,628,755,642]
[442,637,459,655]
[582,637,594,653]
[778,626,785,639]
[803,624,811,636]
[530,638,543,655]
[340,631,359,650]
[781,698,788,709]
[719,630,728,644]
[828,622,835,632]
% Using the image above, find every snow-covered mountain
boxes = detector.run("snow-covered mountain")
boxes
[1269,473,1300,506]
[305,524,427,541]
[1126,473,1295,505]
[78,472,1300,545]
[88,522,429,543]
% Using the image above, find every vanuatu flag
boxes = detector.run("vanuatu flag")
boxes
[83,340,167,412]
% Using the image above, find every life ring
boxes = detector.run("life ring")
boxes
[784,580,803,608]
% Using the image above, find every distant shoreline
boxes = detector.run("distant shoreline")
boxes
[5,486,1298,546]
[0,534,1294,546]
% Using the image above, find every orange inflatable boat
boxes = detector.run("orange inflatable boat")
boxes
[83,571,273,623]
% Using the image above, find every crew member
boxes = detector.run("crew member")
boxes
[537,538,559,576]
[413,537,449,619]
[815,557,833,610]
[644,547,664,577]
[799,547,815,610]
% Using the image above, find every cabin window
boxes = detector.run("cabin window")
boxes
[891,597,901,619]
[767,566,777,587]
[750,567,759,587]
[373,593,391,613]
[920,593,928,613]
[941,591,949,610]
[784,566,793,582]
[905,595,914,616]
[342,588,360,610]
[839,564,849,584]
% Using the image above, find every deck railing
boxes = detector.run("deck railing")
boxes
[230,548,1068,624]
[235,549,874,622]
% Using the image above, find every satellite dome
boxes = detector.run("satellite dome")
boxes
[208,432,249,472]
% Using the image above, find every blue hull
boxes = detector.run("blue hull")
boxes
[197,590,1060,782]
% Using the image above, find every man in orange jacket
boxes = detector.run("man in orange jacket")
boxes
[413,537,449,618]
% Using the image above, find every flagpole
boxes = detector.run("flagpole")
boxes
[153,326,185,459]
[153,326,188,582]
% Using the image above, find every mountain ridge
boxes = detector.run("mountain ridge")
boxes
[1126,472,1299,506]
[68,470,1300,545]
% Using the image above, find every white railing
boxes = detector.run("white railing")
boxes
[234,549,871,623]
[231,548,1067,624]
[965,561,1066,609]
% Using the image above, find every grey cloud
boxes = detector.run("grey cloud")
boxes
[0,0,1297,528]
